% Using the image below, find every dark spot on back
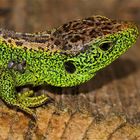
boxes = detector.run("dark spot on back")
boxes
[81,30,86,34]
[23,46,27,50]
[72,22,81,28]
[101,24,113,30]
[11,36,19,40]
[50,37,54,41]
[54,39,61,46]
[75,35,82,40]
[2,40,7,45]
[67,35,72,39]
[95,20,102,26]
[53,29,62,36]
[83,20,94,26]
[85,17,94,21]
[62,22,72,32]
[34,38,47,43]
[70,35,84,43]
[8,39,11,43]
[62,44,72,50]
[15,41,23,46]
[89,29,96,36]
[3,35,8,39]
[38,46,44,51]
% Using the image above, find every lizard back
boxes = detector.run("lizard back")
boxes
[0,15,136,56]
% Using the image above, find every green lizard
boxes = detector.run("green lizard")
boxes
[0,15,139,117]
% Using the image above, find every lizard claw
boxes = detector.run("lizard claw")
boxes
[10,91,48,119]
[17,91,49,108]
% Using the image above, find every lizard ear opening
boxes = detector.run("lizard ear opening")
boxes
[99,42,113,51]
[64,61,76,74]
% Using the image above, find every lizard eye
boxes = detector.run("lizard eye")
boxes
[64,61,76,74]
[99,42,112,51]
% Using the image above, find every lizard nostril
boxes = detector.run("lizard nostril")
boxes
[99,42,113,51]
[64,61,76,74]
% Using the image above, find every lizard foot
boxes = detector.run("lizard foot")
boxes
[17,90,49,108]
[0,69,49,119]
[15,90,49,118]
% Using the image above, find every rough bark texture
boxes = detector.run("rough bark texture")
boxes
[0,0,140,139]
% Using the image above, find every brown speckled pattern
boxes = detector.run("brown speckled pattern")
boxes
[50,15,128,55]
[0,29,52,51]
[0,16,129,54]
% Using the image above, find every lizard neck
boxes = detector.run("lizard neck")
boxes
[0,29,53,51]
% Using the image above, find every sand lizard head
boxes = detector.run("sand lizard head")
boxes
[46,15,139,87]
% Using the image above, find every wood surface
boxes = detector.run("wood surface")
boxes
[0,0,140,139]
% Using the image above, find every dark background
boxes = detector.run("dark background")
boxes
[0,0,140,139]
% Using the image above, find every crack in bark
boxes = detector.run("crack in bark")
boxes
[107,122,126,140]
[60,111,77,140]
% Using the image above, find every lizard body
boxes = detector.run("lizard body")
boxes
[0,15,139,117]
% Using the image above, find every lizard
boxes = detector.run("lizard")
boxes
[0,15,139,118]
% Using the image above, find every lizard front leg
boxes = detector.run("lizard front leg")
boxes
[0,69,49,118]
